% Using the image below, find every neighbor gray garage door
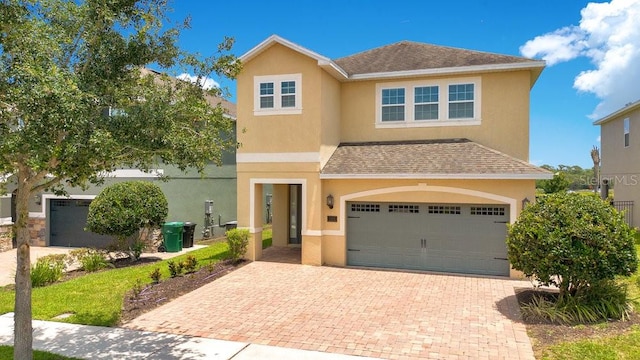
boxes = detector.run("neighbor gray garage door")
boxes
[346,202,510,276]
[49,199,113,248]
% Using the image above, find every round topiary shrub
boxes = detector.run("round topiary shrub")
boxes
[86,181,168,252]
[507,192,637,299]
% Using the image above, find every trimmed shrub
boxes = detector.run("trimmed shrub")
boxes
[86,181,168,259]
[507,192,637,300]
[31,254,66,287]
[226,228,249,263]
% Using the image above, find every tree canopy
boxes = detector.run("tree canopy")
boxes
[0,1,240,358]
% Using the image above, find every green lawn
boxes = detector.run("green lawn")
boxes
[537,244,640,359]
[0,242,229,326]
[541,327,640,360]
[0,346,82,360]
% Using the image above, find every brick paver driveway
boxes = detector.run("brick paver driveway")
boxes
[125,257,534,359]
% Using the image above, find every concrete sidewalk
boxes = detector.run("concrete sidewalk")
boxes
[0,313,376,360]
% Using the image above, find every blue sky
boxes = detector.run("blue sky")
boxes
[169,0,640,169]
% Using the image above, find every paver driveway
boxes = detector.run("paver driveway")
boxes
[125,257,534,360]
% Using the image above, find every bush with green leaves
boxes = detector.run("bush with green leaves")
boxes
[507,192,637,300]
[31,255,66,287]
[68,248,112,272]
[226,228,249,263]
[86,181,168,259]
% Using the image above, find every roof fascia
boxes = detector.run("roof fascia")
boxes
[593,99,640,125]
[239,35,348,80]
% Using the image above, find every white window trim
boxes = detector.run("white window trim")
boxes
[624,117,630,148]
[375,77,481,128]
[253,74,302,116]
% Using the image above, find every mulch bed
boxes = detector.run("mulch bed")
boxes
[119,259,246,324]
[515,288,640,356]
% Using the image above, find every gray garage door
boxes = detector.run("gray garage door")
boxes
[50,199,114,248]
[346,202,510,276]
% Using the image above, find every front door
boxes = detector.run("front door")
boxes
[288,184,302,245]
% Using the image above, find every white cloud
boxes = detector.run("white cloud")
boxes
[596,135,601,143]
[520,0,640,117]
[177,73,219,90]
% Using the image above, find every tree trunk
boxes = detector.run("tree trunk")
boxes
[14,175,33,360]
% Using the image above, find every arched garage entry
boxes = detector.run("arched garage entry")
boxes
[342,184,516,276]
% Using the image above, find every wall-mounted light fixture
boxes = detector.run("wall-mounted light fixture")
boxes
[326,194,334,209]
[522,197,530,208]
[34,194,42,205]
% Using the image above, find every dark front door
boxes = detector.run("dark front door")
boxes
[288,184,302,245]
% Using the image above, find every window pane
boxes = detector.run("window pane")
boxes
[282,94,295,108]
[382,105,405,121]
[260,82,274,95]
[415,104,438,120]
[449,102,474,119]
[260,96,274,109]
[415,86,438,103]
[382,88,405,105]
[281,81,296,94]
[449,84,474,101]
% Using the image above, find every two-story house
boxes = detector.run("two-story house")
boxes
[594,99,639,228]
[236,35,551,277]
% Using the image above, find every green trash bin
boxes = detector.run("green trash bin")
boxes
[162,222,184,252]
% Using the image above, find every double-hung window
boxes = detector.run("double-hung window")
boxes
[376,78,480,127]
[448,84,474,119]
[381,88,405,121]
[624,118,630,147]
[414,86,438,120]
[254,74,302,115]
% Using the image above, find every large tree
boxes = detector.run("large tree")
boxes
[0,1,240,358]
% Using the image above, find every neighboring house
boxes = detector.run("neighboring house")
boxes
[594,99,640,228]
[0,73,239,248]
[236,35,552,277]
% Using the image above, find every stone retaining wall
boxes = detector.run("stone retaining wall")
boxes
[0,225,12,252]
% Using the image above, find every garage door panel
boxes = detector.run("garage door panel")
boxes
[347,201,510,276]
[50,199,114,248]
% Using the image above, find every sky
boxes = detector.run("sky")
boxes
[168,0,640,169]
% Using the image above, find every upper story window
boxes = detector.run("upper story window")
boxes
[253,74,302,116]
[624,117,630,147]
[448,84,474,119]
[415,86,439,120]
[375,77,480,128]
[381,88,405,121]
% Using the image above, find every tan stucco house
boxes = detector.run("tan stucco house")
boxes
[594,99,640,228]
[236,35,551,277]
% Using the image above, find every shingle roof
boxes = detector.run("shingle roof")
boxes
[334,41,535,76]
[320,139,552,179]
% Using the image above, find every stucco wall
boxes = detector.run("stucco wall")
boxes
[237,43,324,154]
[340,71,531,160]
[600,106,640,227]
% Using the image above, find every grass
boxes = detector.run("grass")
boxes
[262,227,272,249]
[541,326,640,360]
[0,345,82,359]
[0,242,229,326]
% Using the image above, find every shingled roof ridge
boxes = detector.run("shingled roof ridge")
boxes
[334,40,533,63]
